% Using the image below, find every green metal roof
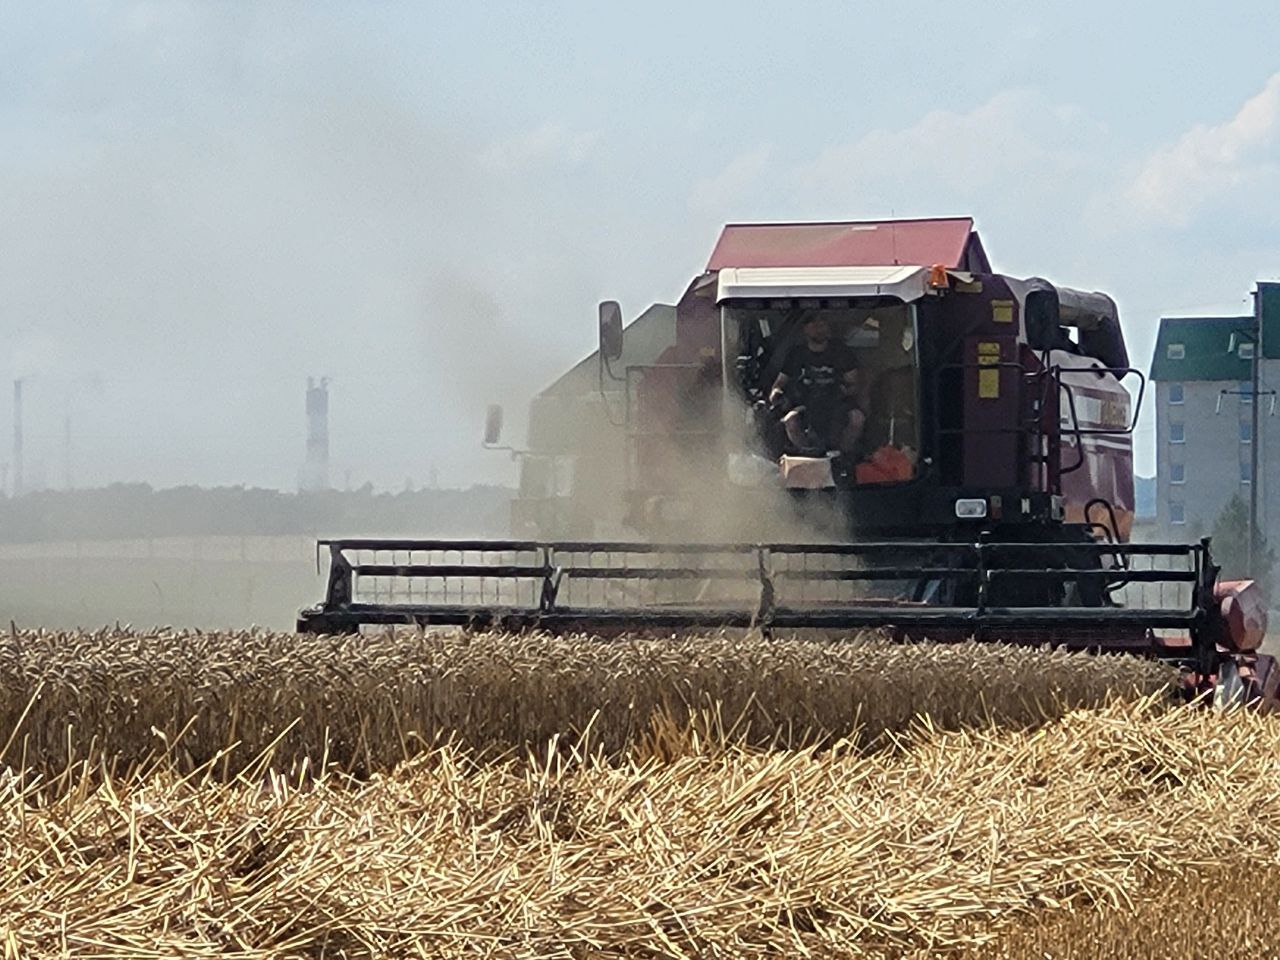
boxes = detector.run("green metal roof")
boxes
[1150,315,1254,382]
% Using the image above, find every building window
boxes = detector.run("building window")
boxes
[1240,420,1253,443]
[1166,343,1186,360]
[1169,501,1186,524]
[1242,460,1253,484]
[1170,462,1185,484]
[1170,422,1185,443]
[1168,383,1184,404]
[1239,381,1254,403]
[1239,342,1256,359]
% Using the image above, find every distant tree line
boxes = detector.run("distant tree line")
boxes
[0,483,514,543]
[1211,493,1276,596]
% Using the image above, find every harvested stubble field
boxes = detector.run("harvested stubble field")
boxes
[1,627,1278,958]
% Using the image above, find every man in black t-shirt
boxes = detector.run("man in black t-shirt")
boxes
[767,314,865,456]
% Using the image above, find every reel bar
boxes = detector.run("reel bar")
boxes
[316,537,1203,558]
[353,564,980,583]
[299,601,1198,640]
[344,565,1194,584]
[314,601,1199,631]
[984,569,1199,583]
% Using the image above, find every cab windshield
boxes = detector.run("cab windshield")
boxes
[727,299,921,483]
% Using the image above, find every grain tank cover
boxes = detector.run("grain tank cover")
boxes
[716,265,930,302]
[707,218,989,271]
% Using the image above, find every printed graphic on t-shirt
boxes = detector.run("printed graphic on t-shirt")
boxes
[783,344,856,404]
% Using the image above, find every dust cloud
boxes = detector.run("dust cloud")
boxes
[0,5,595,493]
[531,352,852,545]
[0,485,514,631]
[642,397,851,545]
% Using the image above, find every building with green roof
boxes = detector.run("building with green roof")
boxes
[1151,316,1255,383]
[1149,283,1277,549]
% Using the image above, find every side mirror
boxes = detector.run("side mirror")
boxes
[483,403,504,447]
[598,300,623,362]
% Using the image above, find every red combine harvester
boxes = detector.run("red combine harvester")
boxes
[299,218,1273,707]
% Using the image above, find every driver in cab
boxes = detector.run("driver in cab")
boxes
[768,313,866,458]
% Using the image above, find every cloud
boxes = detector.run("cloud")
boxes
[794,90,1109,221]
[480,121,600,173]
[688,145,773,214]
[682,88,1117,271]
[1125,72,1280,227]
[10,332,64,382]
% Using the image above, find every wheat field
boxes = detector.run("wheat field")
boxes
[0,627,1172,778]
[2,628,1277,958]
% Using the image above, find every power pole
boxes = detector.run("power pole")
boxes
[64,414,72,490]
[12,379,23,498]
[1250,286,1262,576]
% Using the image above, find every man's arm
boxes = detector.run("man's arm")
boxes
[841,367,859,394]
[769,372,790,406]
[839,346,860,398]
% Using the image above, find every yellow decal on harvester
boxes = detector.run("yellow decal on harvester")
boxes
[991,300,1014,323]
[977,341,1001,399]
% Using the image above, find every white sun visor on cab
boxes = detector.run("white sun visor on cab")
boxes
[716,265,929,303]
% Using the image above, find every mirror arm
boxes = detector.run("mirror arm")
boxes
[601,353,624,383]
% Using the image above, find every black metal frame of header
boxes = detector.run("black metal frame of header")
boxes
[297,537,1216,668]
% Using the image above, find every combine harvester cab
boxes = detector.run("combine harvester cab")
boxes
[298,218,1275,708]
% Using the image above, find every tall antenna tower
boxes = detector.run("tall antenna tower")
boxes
[301,376,331,491]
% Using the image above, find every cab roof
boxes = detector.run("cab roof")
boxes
[716,265,929,303]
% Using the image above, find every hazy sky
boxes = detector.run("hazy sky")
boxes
[3,1,1279,489]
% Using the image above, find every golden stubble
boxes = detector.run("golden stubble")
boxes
[4,628,1277,958]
